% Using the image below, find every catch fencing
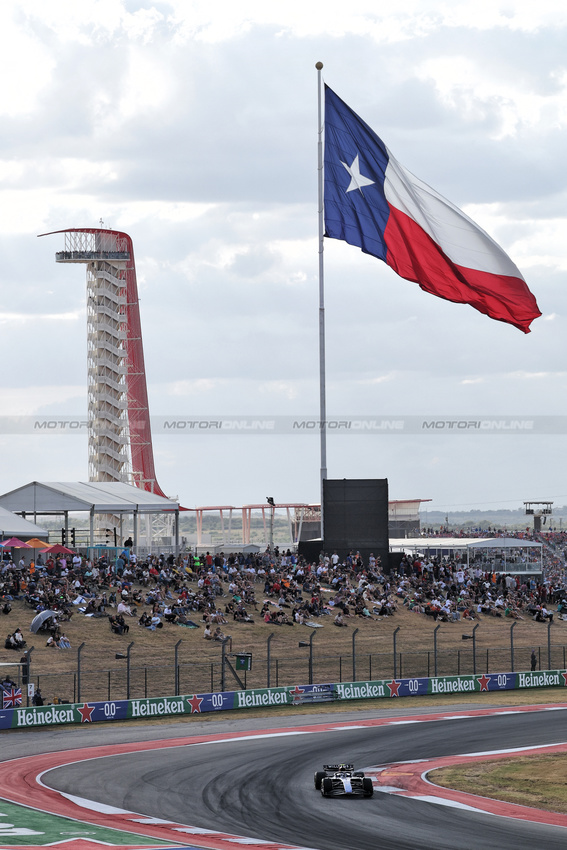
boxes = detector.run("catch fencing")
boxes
[11,622,565,706]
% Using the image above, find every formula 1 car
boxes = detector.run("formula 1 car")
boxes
[314,764,373,797]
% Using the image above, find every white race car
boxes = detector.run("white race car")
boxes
[314,764,374,797]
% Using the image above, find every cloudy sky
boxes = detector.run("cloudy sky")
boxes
[1,1,566,515]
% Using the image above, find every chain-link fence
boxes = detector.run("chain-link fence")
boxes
[10,631,566,705]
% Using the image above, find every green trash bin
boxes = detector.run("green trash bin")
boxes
[234,653,252,672]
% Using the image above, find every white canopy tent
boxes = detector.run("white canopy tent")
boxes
[389,536,543,574]
[0,506,48,539]
[466,537,543,574]
[389,537,488,550]
[0,481,180,554]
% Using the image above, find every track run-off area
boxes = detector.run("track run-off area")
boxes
[2,704,567,850]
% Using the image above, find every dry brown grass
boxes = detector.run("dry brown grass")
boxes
[5,587,567,703]
[432,755,567,813]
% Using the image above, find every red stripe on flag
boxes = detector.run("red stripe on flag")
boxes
[384,206,541,333]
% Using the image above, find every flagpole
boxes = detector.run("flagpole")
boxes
[316,61,327,543]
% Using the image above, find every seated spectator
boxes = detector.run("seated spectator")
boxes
[58,633,71,649]
[117,600,133,617]
[535,606,553,623]
[203,624,212,639]
[163,606,177,623]
[4,633,17,650]
[109,614,129,634]
[234,604,254,623]
[274,611,293,626]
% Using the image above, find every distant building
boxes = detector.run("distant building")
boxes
[388,500,431,537]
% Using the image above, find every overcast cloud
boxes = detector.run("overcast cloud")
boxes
[1,1,566,514]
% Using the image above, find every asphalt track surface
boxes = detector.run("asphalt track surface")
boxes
[10,706,567,850]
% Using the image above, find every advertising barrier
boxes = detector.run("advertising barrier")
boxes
[3,669,567,730]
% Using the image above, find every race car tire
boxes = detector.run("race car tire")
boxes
[321,778,333,796]
[362,777,374,797]
[314,771,326,790]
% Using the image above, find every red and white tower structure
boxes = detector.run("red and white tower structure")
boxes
[40,227,167,500]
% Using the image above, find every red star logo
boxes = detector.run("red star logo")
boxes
[289,685,304,703]
[188,694,203,713]
[562,672,567,687]
[477,674,491,692]
[387,679,401,697]
[78,703,95,722]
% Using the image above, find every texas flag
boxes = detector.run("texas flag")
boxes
[324,86,541,333]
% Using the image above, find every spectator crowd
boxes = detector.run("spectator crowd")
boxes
[0,532,564,647]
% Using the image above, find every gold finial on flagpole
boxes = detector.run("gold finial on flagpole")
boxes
[316,62,323,70]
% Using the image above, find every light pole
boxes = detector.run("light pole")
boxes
[434,624,441,676]
[352,628,359,682]
[308,629,316,684]
[126,641,134,700]
[267,497,275,550]
[299,630,317,684]
[472,623,479,675]
[174,639,182,696]
[77,641,85,702]
[510,621,517,672]
[393,627,400,679]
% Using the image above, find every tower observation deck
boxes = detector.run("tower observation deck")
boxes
[39,228,167,499]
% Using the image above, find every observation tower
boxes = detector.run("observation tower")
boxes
[39,227,170,541]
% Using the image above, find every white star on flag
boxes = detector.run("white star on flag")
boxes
[340,154,374,193]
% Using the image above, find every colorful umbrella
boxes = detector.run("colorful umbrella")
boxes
[24,538,51,548]
[39,544,75,555]
[0,538,32,548]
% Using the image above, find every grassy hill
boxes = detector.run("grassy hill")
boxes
[7,582,567,706]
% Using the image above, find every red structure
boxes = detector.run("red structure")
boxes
[39,227,167,498]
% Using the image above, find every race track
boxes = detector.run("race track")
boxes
[36,705,567,850]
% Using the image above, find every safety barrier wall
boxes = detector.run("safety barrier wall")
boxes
[4,669,567,730]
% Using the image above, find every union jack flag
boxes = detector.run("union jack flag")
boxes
[2,685,22,708]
